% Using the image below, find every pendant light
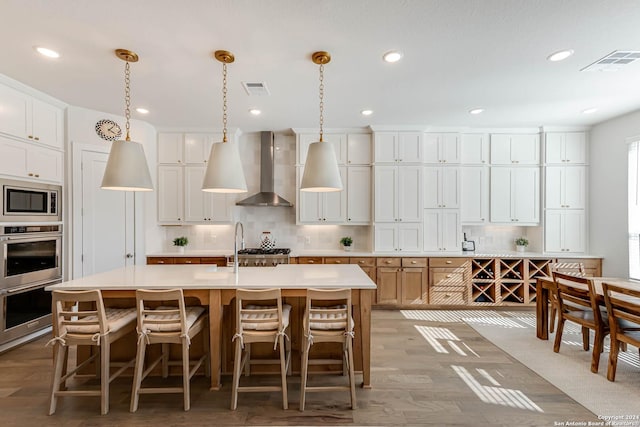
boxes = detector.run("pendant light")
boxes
[101,49,153,191]
[300,51,343,192]
[202,50,247,193]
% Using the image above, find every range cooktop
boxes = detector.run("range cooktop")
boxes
[237,248,291,255]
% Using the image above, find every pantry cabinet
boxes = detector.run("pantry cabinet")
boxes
[545,210,586,253]
[158,166,184,223]
[545,132,586,165]
[461,133,489,164]
[490,134,540,165]
[490,167,540,224]
[545,166,586,209]
[460,166,489,224]
[158,133,184,164]
[423,167,459,209]
[374,131,423,163]
[423,133,460,164]
[346,166,371,223]
[184,133,222,164]
[374,166,422,222]
[346,133,372,165]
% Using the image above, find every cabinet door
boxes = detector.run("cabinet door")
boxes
[206,192,231,222]
[564,133,586,164]
[31,99,63,148]
[423,133,440,164]
[158,133,183,164]
[398,223,422,252]
[563,166,585,209]
[510,134,540,165]
[158,166,183,222]
[323,133,347,165]
[0,85,29,139]
[544,133,565,164]
[398,132,422,162]
[298,166,322,223]
[461,134,488,164]
[374,132,397,163]
[374,166,397,222]
[185,133,217,164]
[423,210,440,251]
[490,167,512,222]
[27,144,63,183]
[512,167,539,223]
[441,134,460,164]
[184,166,206,222]
[374,224,397,252]
[563,210,585,252]
[401,268,428,304]
[545,167,564,209]
[376,268,401,304]
[423,167,440,208]
[346,133,371,165]
[544,210,563,252]
[441,210,461,252]
[441,167,459,208]
[461,166,488,224]
[398,166,422,221]
[322,167,347,222]
[490,134,512,164]
[347,166,371,223]
[0,136,28,178]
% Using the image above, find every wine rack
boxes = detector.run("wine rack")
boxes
[498,259,525,304]
[471,258,497,304]
[526,259,553,303]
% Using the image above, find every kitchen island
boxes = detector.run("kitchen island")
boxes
[46,264,376,390]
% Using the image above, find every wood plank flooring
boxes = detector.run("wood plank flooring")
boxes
[0,309,600,426]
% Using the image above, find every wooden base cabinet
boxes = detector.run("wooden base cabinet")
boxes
[429,258,470,305]
[375,257,427,305]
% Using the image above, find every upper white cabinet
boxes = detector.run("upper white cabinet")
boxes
[184,133,222,164]
[545,210,585,253]
[346,166,371,223]
[374,131,423,163]
[423,210,460,252]
[545,132,586,165]
[0,84,63,149]
[423,133,460,164]
[298,167,347,223]
[423,167,459,209]
[374,223,422,252]
[158,133,184,164]
[490,167,540,224]
[346,133,372,165]
[184,166,231,223]
[297,133,347,165]
[374,166,422,223]
[490,134,540,165]
[545,166,586,209]
[0,135,62,183]
[158,166,184,223]
[460,166,489,224]
[460,133,489,164]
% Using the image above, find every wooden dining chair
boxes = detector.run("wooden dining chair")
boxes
[231,288,291,410]
[602,282,640,381]
[300,288,356,411]
[48,290,137,415]
[549,262,586,333]
[552,272,609,373]
[130,289,209,412]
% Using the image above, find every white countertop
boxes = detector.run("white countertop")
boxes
[46,264,377,291]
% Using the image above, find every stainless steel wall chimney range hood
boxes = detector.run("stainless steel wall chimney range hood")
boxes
[236,132,293,207]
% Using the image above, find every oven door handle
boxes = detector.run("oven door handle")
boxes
[5,282,48,294]
[1,233,62,242]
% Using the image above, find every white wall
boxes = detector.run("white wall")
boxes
[589,109,640,276]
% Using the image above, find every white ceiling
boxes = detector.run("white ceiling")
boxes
[2,0,640,132]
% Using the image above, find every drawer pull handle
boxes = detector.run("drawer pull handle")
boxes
[309,260,315,263]
[186,261,192,264]
[411,261,417,264]
[336,261,341,264]
[446,274,452,278]
[158,261,165,264]
[359,260,365,264]
[446,261,452,264]
[386,260,392,264]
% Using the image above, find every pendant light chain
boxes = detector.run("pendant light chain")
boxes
[124,61,131,141]
[318,63,325,142]
[222,62,228,143]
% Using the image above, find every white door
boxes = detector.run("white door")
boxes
[423,167,440,208]
[545,210,563,252]
[346,134,372,165]
[510,134,540,165]
[322,167,347,222]
[564,133,586,164]
[374,166,397,222]
[461,134,487,164]
[374,224,397,252]
[423,134,440,164]
[563,167,586,209]
[31,98,62,148]
[441,210,461,252]
[398,223,422,252]
[80,150,134,276]
[347,166,371,223]
[398,132,422,162]
[441,167,459,208]
[441,134,460,164]
[461,166,488,224]
[398,166,422,222]
[423,210,440,251]
[545,167,564,209]
[490,167,512,222]
[563,210,586,252]
[298,167,321,223]
[374,132,397,163]
[512,167,539,222]
[158,166,183,223]
[544,133,565,164]
[184,166,206,222]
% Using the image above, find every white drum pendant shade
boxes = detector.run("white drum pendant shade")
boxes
[202,141,248,193]
[101,139,153,191]
[300,141,343,192]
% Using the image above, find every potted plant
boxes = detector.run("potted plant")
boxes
[515,237,529,252]
[340,236,353,252]
[173,236,189,254]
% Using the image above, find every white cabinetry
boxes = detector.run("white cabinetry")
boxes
[374,223,422,252]
[298,167,347,223]
[346,133,372,165]
[461,134,489,164]
[374,166,422,222]
[490,134,540,165]
[490,167,540,224]
[423,133,460,164]
[545,132,586,165]
[0,135,62,183]
[346,166,371,223]
[158,166,184,223]
[423,167,459,209]
[184,133,222,164]
[297,133,347,165]
[545,210,585,253]
[374,132,423,163]
[184,166,231,222]
[0,84,63,148]
[423,210,460,252]
[460,166,489,224]
[158,133,184,164]
[545,166,586,209]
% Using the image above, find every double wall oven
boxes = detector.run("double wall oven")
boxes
[0,179,62,347]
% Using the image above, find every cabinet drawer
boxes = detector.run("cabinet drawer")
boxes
[200,257,227,266]
[174,257,201,264]
[430,290,466,305]
[324,257,350,265]
[402,257,427,267]
[430,270,466,288]
[429,258,469,267]
[377,257,401,267]
[147,257,175,265]
[350,257,375,267]
[298,257,323,264]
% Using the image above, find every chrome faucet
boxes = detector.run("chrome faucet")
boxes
[234,222,245,274]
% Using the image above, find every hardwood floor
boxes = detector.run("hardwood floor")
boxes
[0,309,600,426]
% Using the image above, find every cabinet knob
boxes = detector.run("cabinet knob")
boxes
[126,253,133,258]
[178,218,181,221]
[446,260,452,264]
[446,274,452,278]
[336,260,341,264]
[185,260,192,264]
[35,174,39,178]
[359,260,365,264]
[34,137,40,141]
[28,135,33,139]
[158,261,165,264]
[309,260,315,263]
[348,218,351,221]
[28,173,34,176]
[411,260,416,264]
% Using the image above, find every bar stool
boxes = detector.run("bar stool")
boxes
[231,288,291,410]
[48,289,137,415]
[130,289,209,412]
[299,288,356,411]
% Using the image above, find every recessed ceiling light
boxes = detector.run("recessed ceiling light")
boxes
[582,107,598,114]
[361,109,373,116]
[249,109,261,116]
[547,49,574,62]
[136,107,149,114]
[383,51,403,63]
[34,46,60,58]
[469,108,484,115]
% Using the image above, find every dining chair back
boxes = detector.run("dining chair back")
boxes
[552,272,609,373]
[602,282,640,381]
[548,262,587,333]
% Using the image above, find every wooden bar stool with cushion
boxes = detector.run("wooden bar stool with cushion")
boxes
[48,289,137,415]
[552,272,609,373]
[300,288,356,411]
[130,289,209,412]
[602,282,640,381]
[549,262,586,333]
[231,288,291,410]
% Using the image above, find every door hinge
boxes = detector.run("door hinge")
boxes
[81,254,84,262]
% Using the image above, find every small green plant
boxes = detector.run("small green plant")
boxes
[173,236,189,247]
[340,236,353,247]
[515,237,529,247]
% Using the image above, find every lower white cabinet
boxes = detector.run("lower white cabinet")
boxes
[374,223,422,252]
[545,210,585,253]
[423,210,460,252]
[490,167,540,224]
[460,166,488,224]
[0,135,62,183]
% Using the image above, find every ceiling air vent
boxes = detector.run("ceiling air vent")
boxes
[242,81,270,96]
[581,50,640,72]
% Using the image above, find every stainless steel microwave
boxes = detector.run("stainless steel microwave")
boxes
[1,178,61,222]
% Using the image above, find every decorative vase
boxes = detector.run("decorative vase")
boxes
[343,245,353,252]
[260,231,276,251]
[516,245,526,252]
[177,246,185,254]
